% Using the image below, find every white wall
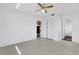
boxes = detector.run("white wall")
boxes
[73,13,79,43]
[0,8,36,47]
[41,19,46,38]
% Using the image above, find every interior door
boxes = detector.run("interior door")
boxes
[47,18,62,41]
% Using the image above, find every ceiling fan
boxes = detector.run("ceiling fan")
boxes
[36,3,54,13]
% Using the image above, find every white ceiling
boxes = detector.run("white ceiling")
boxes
[0,3,79,19]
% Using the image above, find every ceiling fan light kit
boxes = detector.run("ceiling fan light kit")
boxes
[41,9,45,13]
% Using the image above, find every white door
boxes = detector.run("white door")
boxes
[46,18,62,41]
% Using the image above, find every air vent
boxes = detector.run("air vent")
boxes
[51,14,55,16]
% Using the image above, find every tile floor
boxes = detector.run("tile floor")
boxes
[0,38,79,55]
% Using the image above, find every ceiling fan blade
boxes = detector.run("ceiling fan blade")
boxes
[46,5,54,8]
[37,3,43,8]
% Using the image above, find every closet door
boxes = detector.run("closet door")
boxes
[47,18,62,41]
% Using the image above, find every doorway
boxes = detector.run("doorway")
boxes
[37,20,41,38]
